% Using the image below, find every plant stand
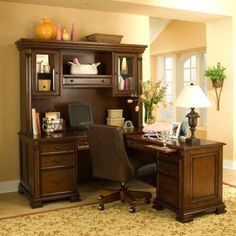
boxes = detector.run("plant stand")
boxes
[212,80,224,111]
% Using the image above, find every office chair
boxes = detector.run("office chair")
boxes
[88,124,155,213]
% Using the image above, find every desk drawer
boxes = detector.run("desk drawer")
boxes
[158,160,179,178]
[41,168,74,195]
[40,142,74,154]
[41,153,74,168]
[158,174,179,208]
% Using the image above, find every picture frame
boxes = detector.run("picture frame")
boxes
[45,112,60,119]
[170,122,181,139]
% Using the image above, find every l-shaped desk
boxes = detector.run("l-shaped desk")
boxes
[18,130,226,223]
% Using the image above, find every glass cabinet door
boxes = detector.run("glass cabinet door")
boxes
[113,53,137,96]
[32,51,60,96]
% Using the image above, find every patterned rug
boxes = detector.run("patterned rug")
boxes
[0,185,236,236]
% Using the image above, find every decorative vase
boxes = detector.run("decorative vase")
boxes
[124,78,130,90]
[62,29,70,41]
[35,18,56,40]
[70,23,77,41]
[144,103,155,124]
[55,23,62,40]
[118,75,124,90]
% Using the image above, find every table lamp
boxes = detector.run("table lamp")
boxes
[175,83,212,144]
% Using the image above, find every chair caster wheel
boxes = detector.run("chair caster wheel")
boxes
[145,198,151,204]
[129,206,136,213]
[98,204,104,211]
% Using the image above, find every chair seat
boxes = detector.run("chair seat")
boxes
[129,156,156,177]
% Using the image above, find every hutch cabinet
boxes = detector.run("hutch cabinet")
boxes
[113,53,138,96]
[16,38,146,207]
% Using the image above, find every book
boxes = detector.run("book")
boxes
[32,108,38,135]
[36,112,41,135]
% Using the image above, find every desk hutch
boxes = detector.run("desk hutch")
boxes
[16,38,146,208]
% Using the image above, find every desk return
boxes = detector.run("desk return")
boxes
[125,133,226,223]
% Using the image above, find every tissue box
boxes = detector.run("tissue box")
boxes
[107,109,123,119]
[107,118,125,127]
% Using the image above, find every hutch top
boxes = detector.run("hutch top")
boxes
[15,38,147,134]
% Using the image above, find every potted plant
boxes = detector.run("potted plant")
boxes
[204,62,226,88]
[204,62,226,111]
[127,80,167,124]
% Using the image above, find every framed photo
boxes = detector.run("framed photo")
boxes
[170,122,181,139]
[45,112,60,119]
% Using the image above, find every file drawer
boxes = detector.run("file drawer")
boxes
[158,174,179,208]
[41,168,74,195]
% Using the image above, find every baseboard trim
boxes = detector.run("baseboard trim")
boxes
[223,160,236,169]
[0,180,19,193]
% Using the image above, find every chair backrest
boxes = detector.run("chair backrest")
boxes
[88,124,134,183]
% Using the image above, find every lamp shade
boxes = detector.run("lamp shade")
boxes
[175,84,212,108]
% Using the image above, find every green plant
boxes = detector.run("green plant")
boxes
[204,62,226,81]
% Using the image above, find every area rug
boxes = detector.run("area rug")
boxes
[0,185,236,236]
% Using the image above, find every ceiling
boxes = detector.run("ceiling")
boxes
[2,0,225,22]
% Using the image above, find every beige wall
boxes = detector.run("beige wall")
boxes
[0,1,150,183]
[206,17,234,165]
[150,20,206,55]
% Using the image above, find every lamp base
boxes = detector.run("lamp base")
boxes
[185,137,200,145]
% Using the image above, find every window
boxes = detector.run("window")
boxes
[156,55,175,121]
[183,55,197,86]
[156,51,207,126]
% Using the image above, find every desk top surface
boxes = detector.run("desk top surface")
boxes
[124,132,225,150]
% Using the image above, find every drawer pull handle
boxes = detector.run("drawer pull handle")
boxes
[53,159,61,164]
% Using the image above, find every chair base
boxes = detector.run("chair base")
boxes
[97,182,152,213]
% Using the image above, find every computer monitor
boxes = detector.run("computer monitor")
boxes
[68,103,93,129]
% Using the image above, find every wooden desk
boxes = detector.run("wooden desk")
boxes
[125,132,226,223]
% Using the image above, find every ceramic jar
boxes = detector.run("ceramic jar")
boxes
[62,29,70,41]
[35,18,56,40]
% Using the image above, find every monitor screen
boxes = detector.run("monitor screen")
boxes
[68,103,93,129]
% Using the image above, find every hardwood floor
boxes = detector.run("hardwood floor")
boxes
[0,179,154,219]
[223,168,236,186]
[0,169,235,219]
